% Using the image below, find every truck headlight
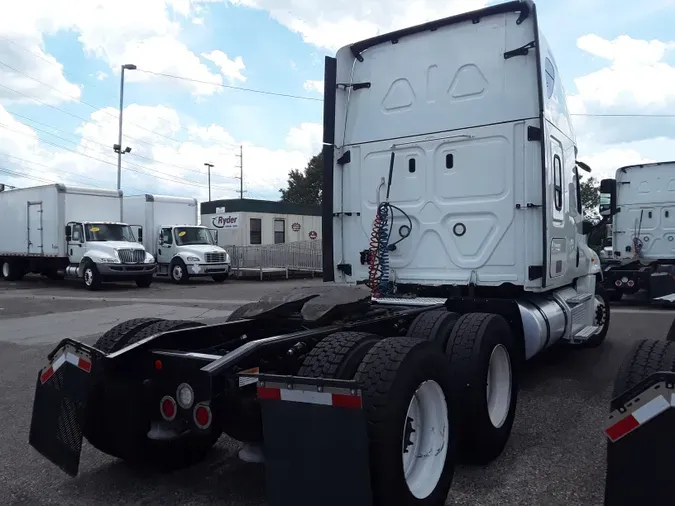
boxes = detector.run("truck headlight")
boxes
[144,252,155,263]
[186,256,201,262]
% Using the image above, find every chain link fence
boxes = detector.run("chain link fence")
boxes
[223,240,322,279]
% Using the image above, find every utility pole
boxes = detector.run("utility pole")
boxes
[204,163,214,201]
[235,145,244,199]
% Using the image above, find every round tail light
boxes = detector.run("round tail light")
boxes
[176,383,194,409]
[627,280,635,287]
[193,403,212,429]
[160,395,177,421]
[615,280,623,287]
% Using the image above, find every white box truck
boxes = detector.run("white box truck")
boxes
[123,194,232,283]
[0,184,156,289]
[599,161,675,302]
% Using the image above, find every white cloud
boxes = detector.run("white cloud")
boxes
[0,32,81,105]
[0,103,321,201]
[303,80,323,94]
[92,71,108,81]
[570,34,675,173]
[228,0,487,51]
[201,50,247,83]
[0,0,242,98]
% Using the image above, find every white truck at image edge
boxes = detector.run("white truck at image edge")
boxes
[0,184,156,289]
[598,161,675,302]
[123,193,231,283]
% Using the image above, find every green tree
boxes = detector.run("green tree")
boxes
[580,175,600,217]
[279,151,323,205]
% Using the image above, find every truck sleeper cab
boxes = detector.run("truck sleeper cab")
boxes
[27,3,621,506]
[598,161,675,303]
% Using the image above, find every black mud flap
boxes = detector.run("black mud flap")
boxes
[650,269,675,304]
[28,340,103,477]
[248,373,373,506]
[604,371,675,506]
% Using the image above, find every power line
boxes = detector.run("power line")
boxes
[0,49,241,150]
[0,122,234,190]
[8,112,237,180]
[570,113,675,118]
[135,68,324,102]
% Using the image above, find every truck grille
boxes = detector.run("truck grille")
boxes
[206,252,226,263]
[117,249,145,264]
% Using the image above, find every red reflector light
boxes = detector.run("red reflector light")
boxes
[155,360,162,370]
[77,357,92,372]
[193,404,212,429]
[40,366,54,384]
[332,393,363,410]
[257,386,282,400]
[606,414,639,442]
[160,396,177,421]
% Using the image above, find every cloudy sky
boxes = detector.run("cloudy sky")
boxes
[0,0,673,201]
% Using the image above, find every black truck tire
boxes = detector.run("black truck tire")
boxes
[353,337,457,505]
[84,319,220,468]
[406,309,460,349]
[612,339,675,398]
[94,317,165,354]
[82,260,102,291]
[582,283,611,348]
[169,259,189,284]
[297,331,381,379]
[445,312,520,465]
[666,319,675,342]
[135,275,153,288]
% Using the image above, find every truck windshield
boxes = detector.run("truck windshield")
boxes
[85,223,136,242]
[175,227,213,246]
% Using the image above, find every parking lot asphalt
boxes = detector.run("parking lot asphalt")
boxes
[0,276,673,506]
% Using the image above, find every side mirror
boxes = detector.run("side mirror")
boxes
[138,227,143,242]
[599,178,617,217]
[65,225,72,242]
[582,220,594,236]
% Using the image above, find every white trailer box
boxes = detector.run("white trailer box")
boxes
[123,194,231,283]
[0,184,155,289]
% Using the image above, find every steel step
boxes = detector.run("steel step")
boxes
[372,297,447,306]
[566,292,593,305]
[575,325,600,339]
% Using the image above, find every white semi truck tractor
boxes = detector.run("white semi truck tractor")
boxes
[123,193,231,283]
[0,184,156,290]
[28,2,625,506]
[598,161,675,303]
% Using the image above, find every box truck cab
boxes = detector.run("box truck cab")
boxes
[123,194,231,283]
[0,184,156,290]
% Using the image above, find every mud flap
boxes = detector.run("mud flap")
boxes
[604,372,675,506]
[28,340,103,477]
[651,270,675,304]
[250,373,373,506]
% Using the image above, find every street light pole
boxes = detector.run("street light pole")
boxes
[204,163,214,201]
[116,63,137,190]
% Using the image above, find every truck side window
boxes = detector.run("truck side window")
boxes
[553,155,562,211]
[574,167,582,215]
[72,224,83,242]
[161,228,173,245]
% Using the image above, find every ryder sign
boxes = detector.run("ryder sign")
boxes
[211,213,240,229]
